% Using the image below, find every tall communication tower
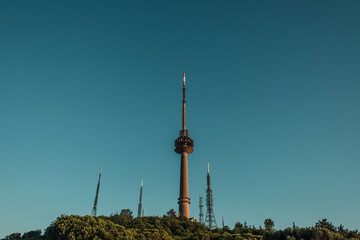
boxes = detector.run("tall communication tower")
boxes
[199,196,204,224]
[174,73,194,218]
[137,180,143,217]
[205,162,217,229]
[91,168,102,217]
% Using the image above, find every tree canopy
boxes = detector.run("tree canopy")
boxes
[3,212,360,240]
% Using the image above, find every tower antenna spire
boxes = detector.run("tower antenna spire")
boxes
[182,72,186,131]
[175,72,194,219]
[91,168,102,217]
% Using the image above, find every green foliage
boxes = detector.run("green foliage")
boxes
[4,233,21,240]
[22,230,41,239]
[164,209,177,218]
[262,225,360,240]
[27,214,359,240]
[120,209,133,218]
[316,218,336,231]
[264,219,274,231]
[45,215,134,240]
[21,237,44,240]
[2,231,44,240]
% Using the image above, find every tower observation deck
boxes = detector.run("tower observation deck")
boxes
[175,73,194,218]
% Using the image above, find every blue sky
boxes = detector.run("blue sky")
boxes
[1,0,359,237]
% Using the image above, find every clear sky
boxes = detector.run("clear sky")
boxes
[1,0,359,237]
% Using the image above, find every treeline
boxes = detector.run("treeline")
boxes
[3,211,360,240]
[2,230,42,240]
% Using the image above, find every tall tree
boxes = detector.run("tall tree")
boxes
[315,218,335,231]
[264,218,275,231]
[119,209,133,218]
[165,209,177,218]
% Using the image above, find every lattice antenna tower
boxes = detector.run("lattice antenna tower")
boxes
[91,168,102,217]
[199,196,204,224]
[205,162,217,229]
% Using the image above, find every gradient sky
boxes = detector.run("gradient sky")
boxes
[1,0,360,237]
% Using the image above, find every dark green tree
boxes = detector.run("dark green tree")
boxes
[165,209,177,218]
[223,225,231,233]
[22,229,41,238]
[315,218,335,231]
[45,215,133,240]
[4,233,21,240]
[264,218,275,231]
[119,209,133,218]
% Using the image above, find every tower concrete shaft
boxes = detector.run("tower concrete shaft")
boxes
[91,168,102,217]
[137,180,143,217]
[175,73,194,219]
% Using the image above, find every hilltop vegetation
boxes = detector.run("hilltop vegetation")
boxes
[3,211,360,240]
[2,230,43,240]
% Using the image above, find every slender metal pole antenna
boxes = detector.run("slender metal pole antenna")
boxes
[138,180,143,217]
[199,196,204,224]
[91,168,102,217]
